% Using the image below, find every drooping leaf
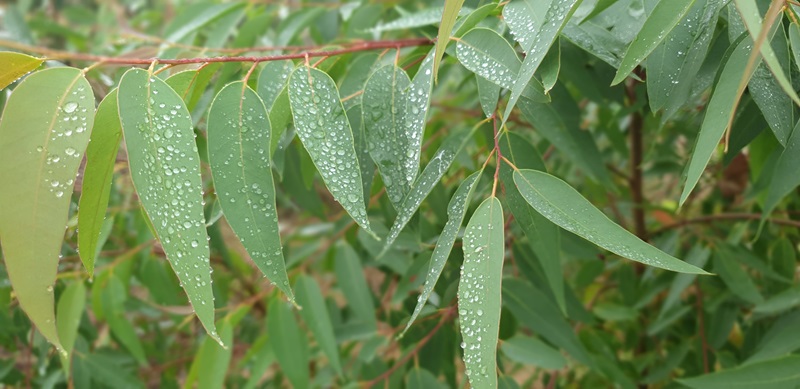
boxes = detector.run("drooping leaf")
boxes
[363,53,434,207]
[257,60,294,154]
[335,242,377,331]
[746,311,800,364]
[380,125,477,254]
[102,274,147,365]
[513,169,708,274]
[0,67,94,352]
[753,285,800,315]
[403,170,481,335]
[499,133,564,312]
[434,0,466,82]
[713,250,763,304]
[659,244,710,316]
[456,28,549,103]
[561,22,625,68]
[763,119,800,218]
[348,105,375,202]
[459,196,504,389]
[294,275,342,376]
[207,81,293,301]
[287,66,374,236]
[165,63,222,112]
[476,76,501,117]
[539,41,561,93]
[677,355,800,389]
[501,335,567,370]
[56,281,86,372]
[0,51,43,90]
[78,89,121,277]
[184,312,238,389]
[503,0,550,51]
[503,0,582,124]
[117,68,219,343]
[612,0,697,85]
[679,33,755,206]
[268,298,309,389]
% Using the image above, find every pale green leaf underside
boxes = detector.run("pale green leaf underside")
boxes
[459,196,504,389]
[78,89,122,277]
[117,68,219,344]
[0,51,43,90]
[0,67,95,352]
[403,170,481,335]
[456,28,548,103]
[288,66,374,236]
[514,170,708,274]
[612,0,697,85]
[380,126,475,255]
[680,34,753,205]
[207,81,293,301]
[503,0,582,124]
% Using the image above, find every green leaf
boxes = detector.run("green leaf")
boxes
[185,314,236,389]
[268,299,309,389]
[117,68,219,344]
[0,51,43,90]
[459,196,503,389]
[677,355,800,389]
[369,6,470,33]
[502,0,582,124]
[434,0,466,82]
[501,335,567,370]
[763,120,800,218]
[0,67,94,352]
[403,170,481,335]
[363,54,434,207]
[734,0,800,108]
[56,281,86,372]
[456,28,549,103]
[612,0,697,85]
[659,244,710,316]
[207,81,293,301]
[747,311,800,364]
[163,2,245,43]
[753,285,800,315]
[78,89,121,277]
[647,0,723,114]
[540,41,561,93]
[499,133,564,312]
[294,275,342,376]
[405,367,446,388]
[287,66,374,236]
[713,250,763,304]
[502,278,594,367]
[476,76,501,117]
[348,105,375,202]
[513,169,708,274]
[503,0,550,52]
[257,60,294,154]
[335,242,377,331]
[380,125,476,254]
[679,33,754,206]
[165,64,221,112]
[102,274,147,365]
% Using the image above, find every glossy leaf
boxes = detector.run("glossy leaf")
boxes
[268,299,309,389]
[748,25,794,146]
[56,281,86,372]
[677,355,800,389]
[165,64,221,112]
[78,89,121,277]
[456,28,548,103]
[335,242,377,331]
[0,67,94,352]
[459,196,503,389]
[476,76,500,117]
[679,34,754,206]
[117,68,219,343]
[612,0,697,85]
[257,60,294,154]
[514,169,708,274]
[434,0,465,82]
[499,133,563,312]
[403,170,481,335]
[294,275,342,375]
[0,51,43,90]
[763,119,800,218]
[380,126,475,254]
[502,0,582,124]
[207,81,293,301]
[287,66,374,236]
[501,335,567,370]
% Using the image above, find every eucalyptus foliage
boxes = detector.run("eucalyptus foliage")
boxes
[1,0,799,387]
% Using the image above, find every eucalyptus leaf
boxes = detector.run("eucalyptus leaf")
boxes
[0,51,43,90]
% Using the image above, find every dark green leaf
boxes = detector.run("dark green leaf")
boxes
[268,299,309,389]
[295,275,342,375]
[678,356,800,389]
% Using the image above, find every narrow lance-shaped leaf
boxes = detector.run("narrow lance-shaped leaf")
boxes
[459,197,504,389]
[677,355,800,389]
[403,170,482,335]
[335,242,377,330]
[380,125,477,255]
[680,34,754,205]
[207,81,294,301]
[268,299,309,389]
[368,6,471,33]
[476,76,501,118]
[117,68,220,344]
[434,0,466,82]
[735,0,800,107]
[502,0,582,125]
[257,60,293,154]
[0,51,43,90]
[456,28,549,103]
[56,281,86,373]
[611,0,697,85]
[347,105,374,202]
[294,275,343,375]
[78,89,122,277]
[764,120,800,219]
[0,67,95,352]
[288,66,375,236]
[514,169,709,274]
